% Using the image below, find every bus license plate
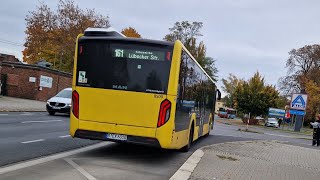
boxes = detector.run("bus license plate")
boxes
[106,133,127,141]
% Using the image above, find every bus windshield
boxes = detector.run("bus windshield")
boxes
[76,39,173,94]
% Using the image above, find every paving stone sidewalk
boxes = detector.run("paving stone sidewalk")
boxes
[0,96,46,112]
[190,141,320,180]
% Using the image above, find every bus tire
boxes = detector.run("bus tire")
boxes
[180,122,194,152]
[204,119,212,137]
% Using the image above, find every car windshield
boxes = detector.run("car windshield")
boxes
[268,118,277,122]
[55,89,72,98]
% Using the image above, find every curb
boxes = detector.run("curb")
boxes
[169,140,281,180]
[169,141,242,180]
[169,149,204,180]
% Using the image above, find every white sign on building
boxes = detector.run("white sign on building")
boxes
[39,75,53,88]
[29,77,36,83]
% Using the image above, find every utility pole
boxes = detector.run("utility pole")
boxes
[246,112,250,130]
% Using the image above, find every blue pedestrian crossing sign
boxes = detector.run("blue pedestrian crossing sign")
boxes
[290,93,308,111]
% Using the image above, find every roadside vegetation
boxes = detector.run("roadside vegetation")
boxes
[222,72,286,119]
[222,45,320,126]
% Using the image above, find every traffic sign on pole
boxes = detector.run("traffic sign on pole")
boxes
[290,93,308,111]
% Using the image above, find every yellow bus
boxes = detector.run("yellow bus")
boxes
[70,28,221,151]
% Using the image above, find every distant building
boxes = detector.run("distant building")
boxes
[0,61,71,101]
[215,100,225,114]
[0,53,21,63]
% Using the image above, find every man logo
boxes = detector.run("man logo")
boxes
[113,85,127,90]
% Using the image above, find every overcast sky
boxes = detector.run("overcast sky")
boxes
[1,0,320,92]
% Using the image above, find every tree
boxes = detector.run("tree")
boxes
[221,74,244,108]
[121,27,141,38]
[276,95,289,109]
[23,0,110,72]
[278,44,320,124]
[164,21,203,44]
[305,80,320,122]
[279,44,320,94]
[235,72,280,117]
[164,21,218,81]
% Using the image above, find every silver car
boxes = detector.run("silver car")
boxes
[265,118,279,128]
[46,88,72,115]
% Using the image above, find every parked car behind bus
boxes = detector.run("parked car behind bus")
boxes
[46,88,72,115]
[265,118,279,128]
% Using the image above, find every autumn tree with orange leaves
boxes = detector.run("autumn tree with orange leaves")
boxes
[121,27,141,38]
[23,0,109,72]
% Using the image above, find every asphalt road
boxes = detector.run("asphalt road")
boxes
[0,112,98,167]
[0,113,317,180]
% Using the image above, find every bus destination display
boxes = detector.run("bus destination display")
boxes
[112,48,168,61]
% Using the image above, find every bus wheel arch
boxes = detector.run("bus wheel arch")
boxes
[180,120,194,152]
[204,118,212,137]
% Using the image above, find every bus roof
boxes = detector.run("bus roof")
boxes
[79,36,175,47]
[82,27,174,46]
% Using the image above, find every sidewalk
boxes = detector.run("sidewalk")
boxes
[217,118,313,136]
[173,141,320,180]
[0,96,46,112]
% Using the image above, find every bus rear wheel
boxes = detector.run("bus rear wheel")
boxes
[180,123,194,152]
[204,119,212,137]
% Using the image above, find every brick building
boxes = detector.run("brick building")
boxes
[0,53,21,63]
[0,60,72,101]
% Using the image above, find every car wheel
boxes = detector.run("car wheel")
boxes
[48,111,55,116]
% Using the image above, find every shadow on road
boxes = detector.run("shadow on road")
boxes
[74,135,253,165]
[46,113,70,118]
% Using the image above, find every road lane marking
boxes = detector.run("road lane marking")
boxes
[21,139,44,144]
[21,120,63,124]
[0,142,110,175]
[59,135,71,138]
[20,113,33,116]
[65,159,97,180]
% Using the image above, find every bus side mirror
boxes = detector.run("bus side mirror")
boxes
[216,89,221,100]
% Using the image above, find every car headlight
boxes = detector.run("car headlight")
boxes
[67,103,71,107]
[47,101,50,105]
